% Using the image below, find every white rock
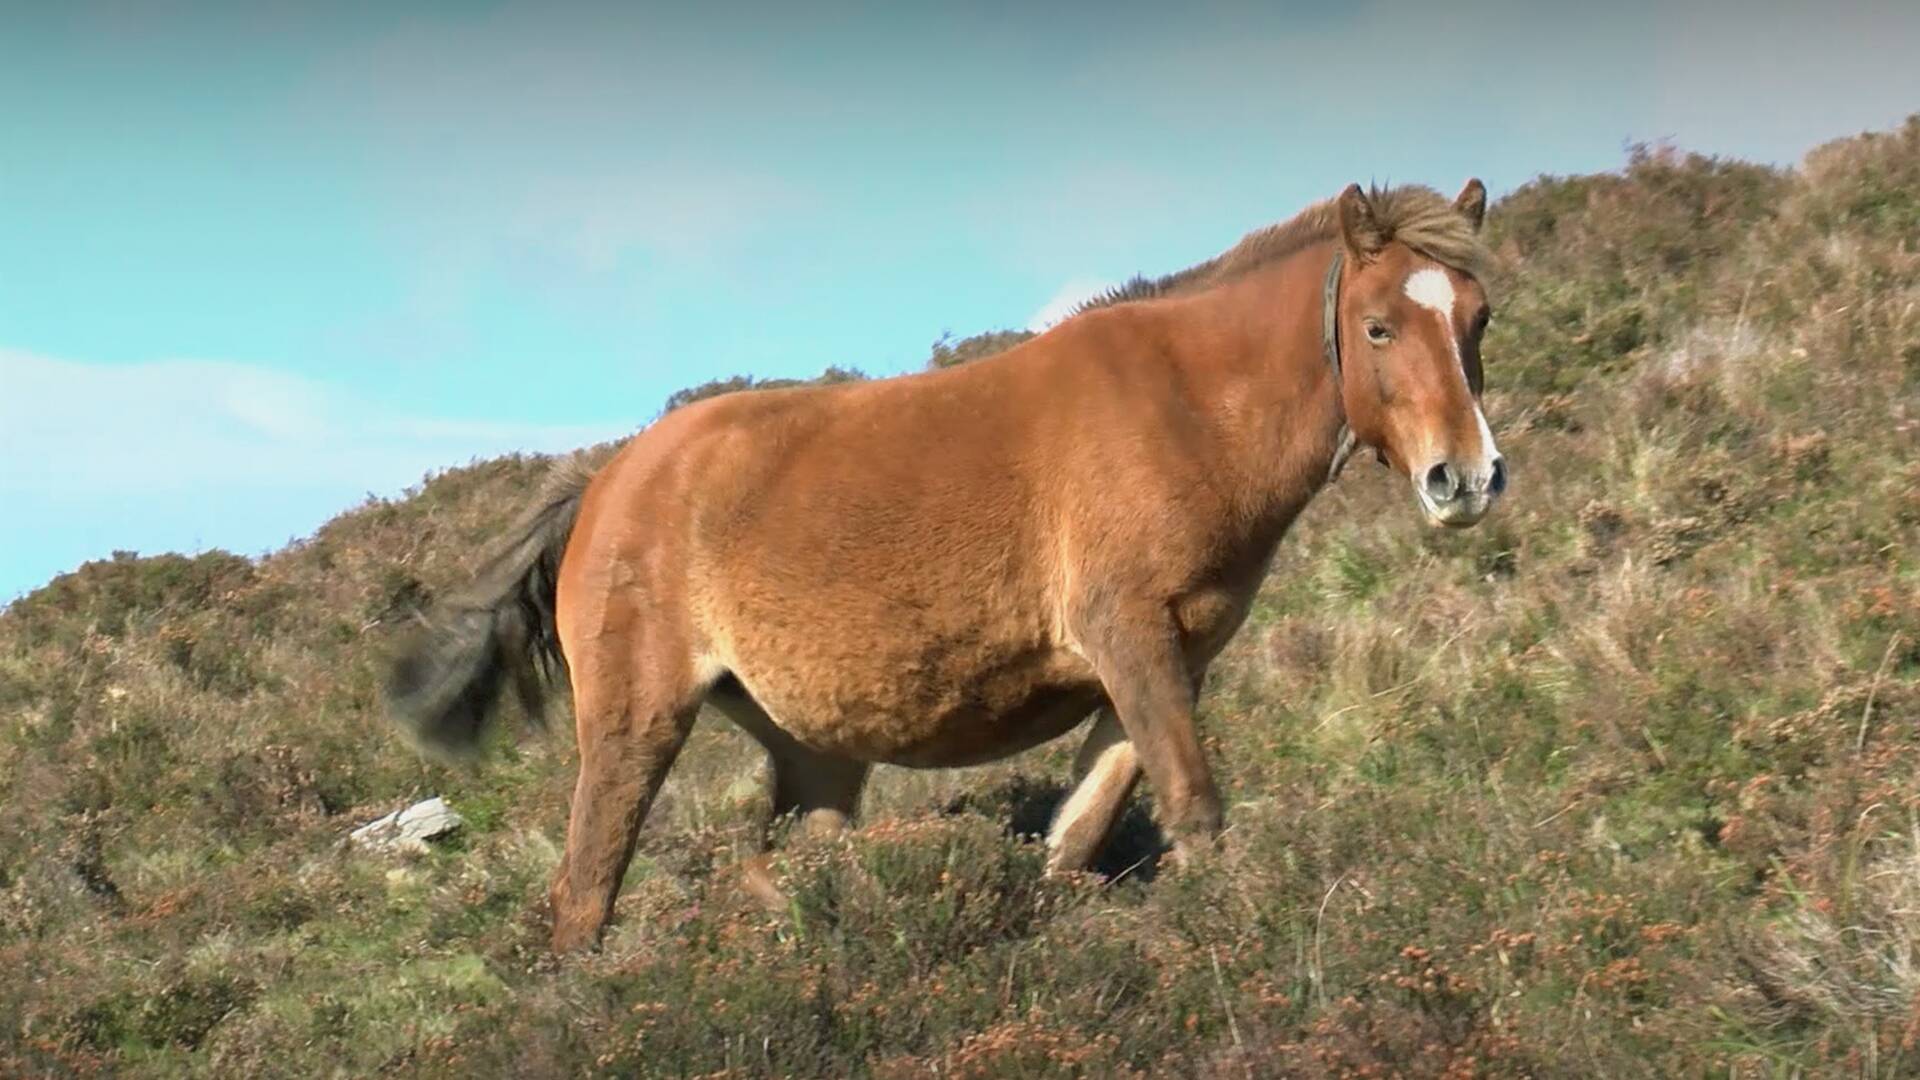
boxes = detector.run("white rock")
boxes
[350,796,465,854]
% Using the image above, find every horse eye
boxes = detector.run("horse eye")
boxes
[1364,321,1392,345]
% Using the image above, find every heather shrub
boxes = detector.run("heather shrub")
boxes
[662,365,867,413]
[5,118,1919,1077]
[927,328,1035,368]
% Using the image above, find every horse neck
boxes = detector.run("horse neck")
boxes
[1166,244,1349,536]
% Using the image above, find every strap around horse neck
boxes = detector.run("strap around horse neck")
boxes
[1322,249,1357,483]
[1322,249,1344,378]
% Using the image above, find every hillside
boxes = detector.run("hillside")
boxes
[3,119,1918,1077]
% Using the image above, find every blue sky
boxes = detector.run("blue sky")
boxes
[4,0,1917,600]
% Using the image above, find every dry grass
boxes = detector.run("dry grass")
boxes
[3,118,1919,1077]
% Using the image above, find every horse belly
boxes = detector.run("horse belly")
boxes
[727,636,1103,768]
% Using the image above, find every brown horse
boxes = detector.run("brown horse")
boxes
[387,179,1507,952]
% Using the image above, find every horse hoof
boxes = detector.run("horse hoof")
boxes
[725,852,790,912]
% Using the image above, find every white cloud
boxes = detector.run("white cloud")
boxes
[0,349,623,495]
[1026,277,1117,332]
[0,349,630,597]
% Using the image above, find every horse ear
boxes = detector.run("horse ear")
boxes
[1453,178,1487,232]
[1337,183,1387,262]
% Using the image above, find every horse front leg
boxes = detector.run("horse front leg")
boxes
[1074,609,1222,866]
[1046,708,1141,874]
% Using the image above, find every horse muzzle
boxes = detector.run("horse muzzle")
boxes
[1414,456,1507,528]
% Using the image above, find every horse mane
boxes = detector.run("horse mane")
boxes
[1075,183,1489,316]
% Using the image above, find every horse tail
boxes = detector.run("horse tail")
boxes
[383,457,595,760]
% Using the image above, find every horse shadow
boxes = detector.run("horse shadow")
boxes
[944,774,1168,883]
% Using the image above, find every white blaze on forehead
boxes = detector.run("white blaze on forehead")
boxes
[1403,267,1462,370]
[1403,267,1458,320]
[1403,266,1500,465]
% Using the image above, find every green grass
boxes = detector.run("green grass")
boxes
[4,117,1920,1077]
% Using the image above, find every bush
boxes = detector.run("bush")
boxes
[927,329,1034,368]
[5,116,1920,1078]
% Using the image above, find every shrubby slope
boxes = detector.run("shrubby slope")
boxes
[4,119,1919,1077]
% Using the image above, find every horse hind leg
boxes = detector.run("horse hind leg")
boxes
[708,684,869,909]
[770,739,870,841]
[548,636,708,953]
[709,683,869,838]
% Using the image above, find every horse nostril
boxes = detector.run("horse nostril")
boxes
[1423,462,1457,501]
[1488,456,1508,497]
